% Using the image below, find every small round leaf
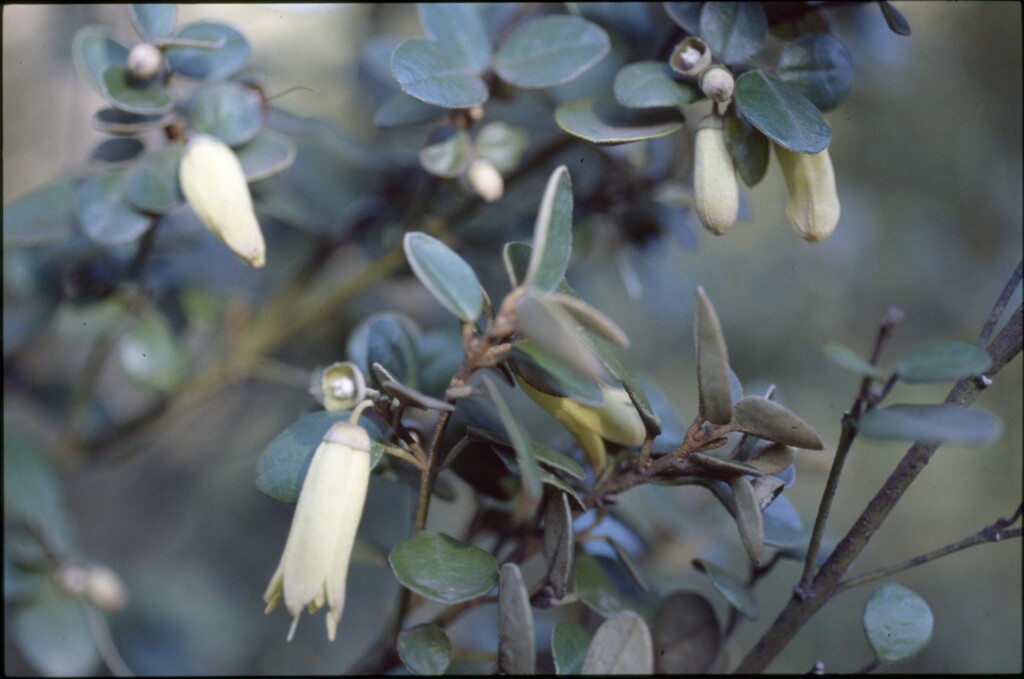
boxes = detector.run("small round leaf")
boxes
[12,579,99,677]
[418,129,472,178]
[555,97,684,145]
[777,32,853,111]
[699,2,768,64]
[90,137,144,163]
[734,70,831,153]
[77,170,152,245]
[552,621,591,675]
[858,404,1002,447]
[130,4,177,41]
[165,21,251,81]
[494,16,610,89]
[613,61,700,109]
[391,39,489,109]
[403,232,484,323]
[92,107,172,136]
[101,65,173,115]
[863,583,933,662]
[418,4,491,71]
[189,81,263,147]
[581,610,654,674]
[72,25,129,95]
[389,532,499,605]
[822,341,887,380]
[234,129,297,182]
[895,341,993,384]
[123,146,184,214]
[651,591,721,674]
[397,624,452,676]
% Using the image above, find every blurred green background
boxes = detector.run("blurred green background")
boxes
[4,3,1021,674]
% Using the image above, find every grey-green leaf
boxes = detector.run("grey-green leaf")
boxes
[581,610,654,674]
[92,107,172,136]
[730,475,764,563]
[525,165,573,292]
[777,32,853,111]
[503,241,533,288]
[475,122,530,172]
[748,442,796,476]
[130,4,177,41]
[418,3,491,71]
[189,81,263,147]
[77,170,152,245]
[403,232,484,323]
[374,92,446,128]
[165,21,251,81]
[101,65,173,115]
[123,146,184,214]
[4,422,70,550]
[549,293,630,348]
[498,563,536,675]
[614,61,700,109]
[482,374,543,498]
[555,97,684,145]
[392,39,489,108]
[347,312,420,391]
[543,491,575,598]
[694,287,733,425]
[419,129,472,178]
[863,583,933,662]
[389,532,499,605]
[822,341,887,380]
[724,104,770,187]
[235,129,297,182]
[699,2,768,64]
[12,579,99,677]
[574,554,660,622]
[91,137,144,163]
[513,340,604,406]
[693,558,758,619]
[118,308,188,391]
[651,591,721,674]
[553,621,592,675]
[72,26,129,95]
[665,2,703,33]
[4,178,79,247]
[494,16,609,89]
[858,404,1002,447]
[734,70,831,153]
[895,341,993,384]
[514,292,603,382]
[397,624,452,676]
[733,395,824,450]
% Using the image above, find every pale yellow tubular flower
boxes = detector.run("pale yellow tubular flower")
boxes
[179,134,266,267]
[774,143,840,242]
[694,114,739,235]
[519,380,646,474]
[263,422,372,641]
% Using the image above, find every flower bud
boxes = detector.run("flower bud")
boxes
[670,37,712,76]
[700,65,734,103]
[694,114,739,235]
[127,43,163,80]
[774,144,840,242]
[179,134,266,267]
[467,158,504,203]
[319,361,366,412]
[84,564,127,612]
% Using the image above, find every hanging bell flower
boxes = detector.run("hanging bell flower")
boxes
[694,114,739,235]
[774,143,841,242]
[179,134,266,267]
[263,421,372,641]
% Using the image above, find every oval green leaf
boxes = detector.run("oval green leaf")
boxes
[724,104,770,187]
[91,137,144,163]
[397,624,452,676]
[694,287,733,425]
[652,591,721,673]
[555,97,684,146]
[373,92,445,128]
[777,32,853,111]
[525,165,573,292]
[403,232,484,323]
[822,341,887,380]
[391,39,489,109]
[734,70,831,152]
[347,312,420,390]
[4,422,70,548]
[101,65,173,114]
[494,16,609,89]
[858,404,1002,447]
[72,25,128,95]
[733,395,824,450]
[12,579,99,677]
[863,583,933,662]
[123,146,184,214]
[130,4,177,41]
[418,129,472,178]
[574,553,659,622]
[503,241,532,288]
[699,2,768,64]
[482,374,543,499]
[543,491,575,599]
[475,122,530,173]
[748,442,796,475]
[498,563,536,674]
[613,61,700,109]
[513,292,603,382]
[235,129,296,182]
[895,341,993,384]
[118,308,187,391]
[418,3,491,71]
[469,427,586,480]
[77,170,152,245]
[553,621,592,675]
[693,558,758,619]
[166,21,251,80]
[4,178,79,247]
[92,107,173,136]
[581,610,653,674]
[730,475,764,563]
[389,532,499,605]
[664,2,703,34]
[189,81,263,147]
[513,340,604,406]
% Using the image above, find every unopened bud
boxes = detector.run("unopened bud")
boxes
[670,37,712,76]
[467,158,504,203]
[774,144,840,242]
[85,564,127,612]
[179,134,266,267]
[694,114,739,235]
[700,66,734,103]
[320,361,366,412]
[127,43,163,80]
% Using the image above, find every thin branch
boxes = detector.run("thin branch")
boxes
[976,259,1022,347]
[856,657,881,674]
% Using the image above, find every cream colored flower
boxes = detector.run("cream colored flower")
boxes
[263,422,371,641]
[694,114,739,235]
[774,143,840,242]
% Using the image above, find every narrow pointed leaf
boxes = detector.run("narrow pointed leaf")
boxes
[691,452,765,477]
[555,97,684,145]
[693,558,758,619]
[525,166,573,292]
[822,341,886,380]
[748,442,796,475]
[574,554,659,622]
[651,591,721,674]
[734,70,830,153]
[895,341,993,384]
[694,287,733,424]
[859,404,1002,446]
[494,16,610,89]
[397,624,452,675]
[614,61,699,108]
[392,39,488,108]
[419,4,491,71]
[380,380,455,412]
[700,2,768,64]
[389,532,498,605]
[503,241,533,287]
[498,563,536,675]
[730,475,764,563]
[543,491,575,598]
[606,537,648,592]
[512,340,604,406]
[403,232,484,323]
[863,583,932,662]
[878,1,912,36]
[553,621,592,675]
[514,292,603,382]
[482,374,543,498]
[549,293,629,348]
[733,395,824,449]
[469,427,586,480]
[588,337,662,437]
[581,610,654,674]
